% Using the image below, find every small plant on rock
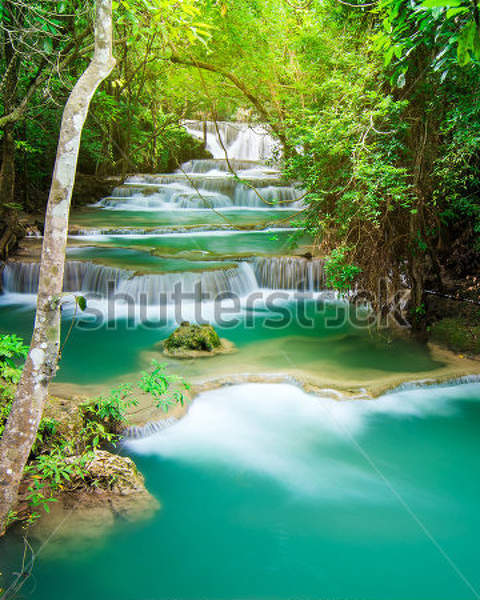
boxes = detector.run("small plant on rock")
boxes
[139,360,190,412]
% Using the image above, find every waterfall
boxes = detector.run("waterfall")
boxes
[89,122,303,211]
[124,418,179,439]
[99,182,233,210]
[253,257,326,291]
[116,263,259,302]
[2,258,328,300]
[2,261,129,295]
[183,120,278,161]
[234,186,302,208]
[95,177,303,211]
[2,261,260,301]
[180,159,271,174]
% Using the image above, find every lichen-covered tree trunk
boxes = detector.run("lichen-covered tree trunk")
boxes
[0,0,115,534]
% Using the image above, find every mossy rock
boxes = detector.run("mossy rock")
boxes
[32,395,84,454]
[430,317,480,355]
[27,451,159,548]
[161,322,235,358]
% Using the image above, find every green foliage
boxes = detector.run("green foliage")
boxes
[433,77,480,245]
[0,333,28,369]
[26,446,90,488]
[139,359,190,411]
[373,0,480,83]
[0,334,28,435]
[32,417,59,455]
[81,383,137,431]
[3,0,216,210]
[324,247,362,293]
[75,295,87,312]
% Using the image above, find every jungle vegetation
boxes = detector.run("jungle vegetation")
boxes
[0,0,479,318]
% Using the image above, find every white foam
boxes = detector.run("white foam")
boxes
[126,382,478,498]
[0,292,37,307]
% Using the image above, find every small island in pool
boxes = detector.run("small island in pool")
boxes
[160,322,236,358]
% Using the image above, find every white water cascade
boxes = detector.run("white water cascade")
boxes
[2,257,328,301]
[91,121,302,211]
[2,261,260,301]
[95,175,302,211]
[254,257,326,292]
[1,261,128,296]
[180,158,278,174]
[182,120,278,161]
[116,263,259,302]
[126,381,475,492]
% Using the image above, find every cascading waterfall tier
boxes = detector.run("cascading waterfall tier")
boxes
[180,159,278,174]
[95,176,302,210]
[1,261,128,296]
[89,121,302,211]
[2,257,327,301]
[254,256,326,291]
[117,263,259,302]
[182,120,277,161]
[2,260,259,302]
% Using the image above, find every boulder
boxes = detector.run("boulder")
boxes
[28,450,159,549]
[161,322,236,358]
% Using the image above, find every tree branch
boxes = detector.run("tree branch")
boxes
[169,53,291,151]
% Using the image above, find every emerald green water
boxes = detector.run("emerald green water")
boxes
[67,246,235,273]
[0,299,442,385]
[71,207,299,229]
[1,381,480,599]
[70,228,305,256]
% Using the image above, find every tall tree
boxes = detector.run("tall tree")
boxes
[0,0,115,534]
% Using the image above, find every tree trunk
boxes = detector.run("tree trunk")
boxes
[0,0,115,535]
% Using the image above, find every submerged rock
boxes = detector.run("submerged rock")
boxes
[161,322,236,358]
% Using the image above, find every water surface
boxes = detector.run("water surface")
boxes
[1,381,479,600]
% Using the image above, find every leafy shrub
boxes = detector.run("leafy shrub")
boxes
[139,360,190,412]
[324,247,362,294]
[164,322,221,352]
[80,383,137,435]
[0,334,28,436]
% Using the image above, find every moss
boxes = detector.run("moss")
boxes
[163,322,221,352]
[429,317,480,355]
